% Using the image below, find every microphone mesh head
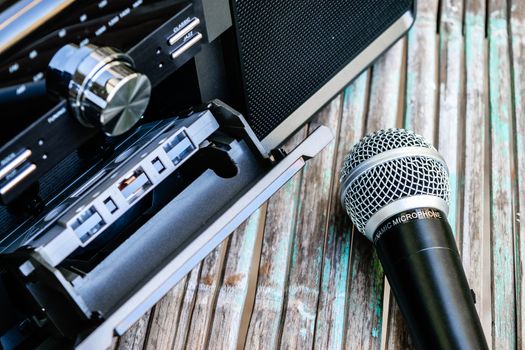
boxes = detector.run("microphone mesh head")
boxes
[340,129,450,234]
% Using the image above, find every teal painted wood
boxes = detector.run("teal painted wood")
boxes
[437,0,464,236]
[279,98,342,349]
[404,0,440,144]
[368,39,411,350]
[244,129,306,350]
[510,0,525,345]
[114,2,525,349]
[488,0,517,348]
[385,1,440,348]
[344,234,384,350]
[313,73,368,350]
[338,71,388,350]
[207,207,266,350]
[463,0,493,341]
[353,36,408,350]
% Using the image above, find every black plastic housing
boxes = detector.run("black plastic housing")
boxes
[374,208,488,350]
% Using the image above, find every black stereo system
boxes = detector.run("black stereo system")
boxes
[0,1,415,348]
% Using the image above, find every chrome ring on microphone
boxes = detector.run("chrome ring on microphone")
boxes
[339,146,448,203]
[363,195,449,241]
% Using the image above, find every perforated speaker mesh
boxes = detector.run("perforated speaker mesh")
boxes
[340,129,450,233]
[340,128,431,178]
[231,0,414,140]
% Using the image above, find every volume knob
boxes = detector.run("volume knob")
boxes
[47,44,151,136]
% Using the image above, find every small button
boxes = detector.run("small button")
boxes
[170,33,203,60]
[152,157,166,173]
[168,17,201,46]
[103,197,118,214]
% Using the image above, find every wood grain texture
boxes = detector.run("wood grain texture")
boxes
[183,241,228,350]
[368,34,410,350]
[207,208,266,350]
[345,39,407,350]
[438,0,464,235]
[116,310,152,350]
[313,72,368,350]
[463,0,493,343]
[244,130,306,350]
[338,71,389,350]
[171,266,200,350]
[510,0,525,346]
[279,97,342,349]
[404,0,439,143]
[384,1,440,348]
[143,276,188,350]
[114,2,525,349]
[367,40,406,131]
[488,0,517,348]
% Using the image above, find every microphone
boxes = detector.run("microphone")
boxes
[339,129,488,350]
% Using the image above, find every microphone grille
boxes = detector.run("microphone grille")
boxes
[340,128,431,179]
[340,129,450,235]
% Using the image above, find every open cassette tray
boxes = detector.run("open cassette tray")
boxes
[0,100,332,349]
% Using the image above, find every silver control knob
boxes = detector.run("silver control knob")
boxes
[47,44,151,136]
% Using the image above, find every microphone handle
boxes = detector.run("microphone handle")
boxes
[373,208,488,350]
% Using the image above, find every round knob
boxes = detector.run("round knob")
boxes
[47,44,151,136]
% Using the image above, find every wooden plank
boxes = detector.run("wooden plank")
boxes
[183,240,229,349]
[170,267,201,350]
[384,1,440,347]
[279,96,342,349]
[116,310,152,350]
[313,72,368,350]
[110,335,119,350]
[337,39,404,350]
[367,39,412,350]
[207,207,266,350]
[510,0,525,346]
[463,0,493,342]
[488,0,517,347]
[384,291,413,350]
[364,40,407,349]
[367,40,406,131]
[143,276,188,350]
[437,0,465,235]
[244,131,306,350]
[404,0,439,144]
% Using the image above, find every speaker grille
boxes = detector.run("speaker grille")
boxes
[232,0,413,140]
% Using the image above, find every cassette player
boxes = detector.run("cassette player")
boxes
[0,109,219,262]
[0,100,332,349]
[0,0,415,347]
[0,0,211,205]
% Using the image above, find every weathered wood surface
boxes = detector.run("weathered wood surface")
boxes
[207,206,266,350]
[511,0,525,345]
[279,97,341,349]
[117,1,525,348]
[488,0,517,348]
[438,0,464,235]
[463,0,493,340]
[244,129,306,350]
[366,38,406,350]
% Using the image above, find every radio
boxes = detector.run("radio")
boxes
[0,1,415,348]
[0,0,209,205]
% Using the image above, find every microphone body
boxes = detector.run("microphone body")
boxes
[374,208,487,349]
[340,129,488,350]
